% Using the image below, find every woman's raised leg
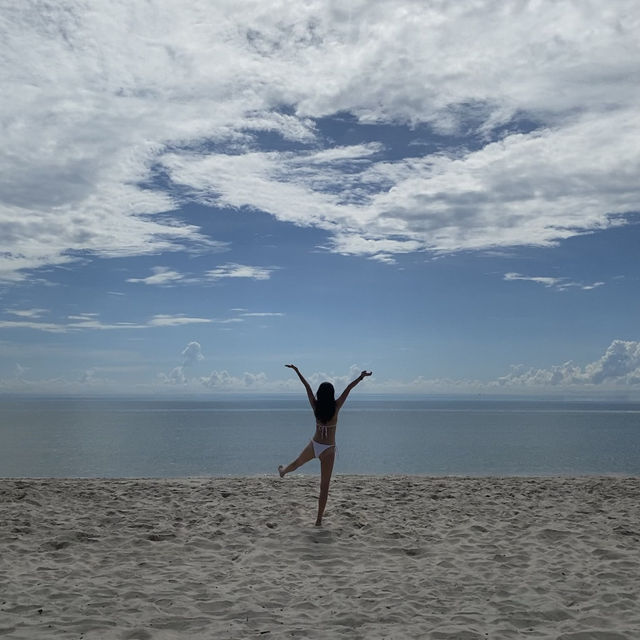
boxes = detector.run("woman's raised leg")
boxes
[278,441,315,477]
[315,449,335,526]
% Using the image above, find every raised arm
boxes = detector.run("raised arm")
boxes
[336,370,372,409]
[285,364,316,410]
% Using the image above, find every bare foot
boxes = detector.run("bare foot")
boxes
[278,465,285,478]
[315,518,322,527]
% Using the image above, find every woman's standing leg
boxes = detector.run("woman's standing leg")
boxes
[315,449,335,526]
[279,441,315,477]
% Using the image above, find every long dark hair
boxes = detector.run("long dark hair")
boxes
[314,382,336,424]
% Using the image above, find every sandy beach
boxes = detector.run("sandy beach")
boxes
[1,476,639,639]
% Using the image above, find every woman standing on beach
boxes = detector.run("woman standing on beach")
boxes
[279,365,372,526]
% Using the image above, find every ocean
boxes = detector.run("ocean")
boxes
[1,396,639,478]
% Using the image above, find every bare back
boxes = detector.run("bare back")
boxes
[314,408,339,444]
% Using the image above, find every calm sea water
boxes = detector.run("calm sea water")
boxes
[1,396,639,477]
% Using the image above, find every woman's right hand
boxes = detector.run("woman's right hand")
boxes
[285,364,298,371]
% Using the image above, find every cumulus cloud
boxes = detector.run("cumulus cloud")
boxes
[200,370,269,390]
[79,368,99,385]
[586,341,640,385]
[181,341,204,367]
[160,341,205,386]
[2,1,640,280]
[496,340,640,388]
[164,367,187,385]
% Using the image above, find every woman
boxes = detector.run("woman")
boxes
[279,364,372,526]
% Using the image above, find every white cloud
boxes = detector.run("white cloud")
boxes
[127,267,187,286]
[327,234,422,262]
[163,109,640,259]
[205,263,275,281]
[160,341,205,385]
[0,320,68,333]
[497,340,640,388]
[147,315,212,327]
[305,144,383,164]
[164,366,187,385]
[181,341,204,366]
[200,370,269,391]
[2,1,640,280]
[586,340,640,385]
[0,312,212,332]
[6,308,49,318]
[239,312,284,317]
[126,264,277,286]
[79,369,98,385]
[67,314,145,330]
[504,273,605,291]
[505,273,565,288]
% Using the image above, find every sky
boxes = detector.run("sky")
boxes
[1,0,640,397]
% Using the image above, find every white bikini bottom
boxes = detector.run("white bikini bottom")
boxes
[311,439,335,458]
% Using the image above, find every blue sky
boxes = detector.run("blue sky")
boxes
[1,0,640,396]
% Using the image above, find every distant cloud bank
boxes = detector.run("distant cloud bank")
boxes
[4,340,640,395]
[495,340,640,388]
